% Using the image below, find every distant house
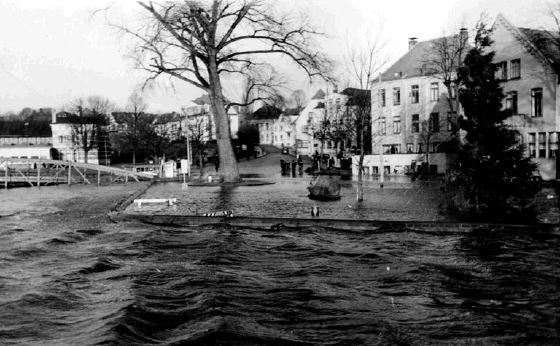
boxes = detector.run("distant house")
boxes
[293,89,325,157]
[182,94,239,141]
[50,111,110,165]
[250,105,282,146]
[492,14,560,180]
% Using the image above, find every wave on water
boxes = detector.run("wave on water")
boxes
[0,222,559,345]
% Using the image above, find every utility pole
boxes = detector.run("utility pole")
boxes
[378,74,384,188]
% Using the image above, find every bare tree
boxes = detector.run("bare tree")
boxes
[231,65,287,126]
[344,30,389,201]
[422,27,470,115]
[127,92,148,164]
[65,96,113,164]
[114,0,331,182]
[288,89,307,110]
[182,109,211,178]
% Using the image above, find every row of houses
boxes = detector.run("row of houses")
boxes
[245,14,560,181]
[2,14,558,180]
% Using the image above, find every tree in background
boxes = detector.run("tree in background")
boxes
[184,112,212,177]
[65,96,113,163]
[288,90,307,110]
[126,92,148,164]
[0,108,53,137]
[344,27,389,201]
[230,66,287,127]
[117,0,331,182]
[447,20,537,222]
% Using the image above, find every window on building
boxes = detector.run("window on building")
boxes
[383,144,401,154]
[266,123,269,130]
[431,141,441,153]
[411,85,419,103]
[393,116,401,134]
[429,112,440,132]
[380,117,386,135]
[417,143,424,153]
[449,82,457,99]
[430,82,439,101]
[528,133,536,157]
[510,59,521,79]
[58,136,64,143]
[495,61,507,80]
[550,132,559,158]
[412,114,419,133]
[531,88,543,117]
[406,143,414,153]
[393,87,401,105]
[380,89,386,107]
[447,111,456,131]
[505,91,518,114]
[539,132,547,157]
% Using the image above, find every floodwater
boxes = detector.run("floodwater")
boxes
[129,177,448,222]
[1,214,559,345]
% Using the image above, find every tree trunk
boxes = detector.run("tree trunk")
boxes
[133,151,136,164]
[84,150,89,164]
[207,59,240,183]
[198,152,204,178]
[357,118,365,202]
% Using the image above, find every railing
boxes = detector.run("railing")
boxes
[0,158,155,189]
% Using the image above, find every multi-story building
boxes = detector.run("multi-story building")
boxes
[251,105,282,146]
[492,14,560,180]
[51,111,110,165]
[181,94,239,141]
[273,108,299,149]
[294,89,325,156]
[365,36,460,176]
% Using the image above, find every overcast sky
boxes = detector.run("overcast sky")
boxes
[0,0,553,114]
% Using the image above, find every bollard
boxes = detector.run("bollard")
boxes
[311,206,319,217]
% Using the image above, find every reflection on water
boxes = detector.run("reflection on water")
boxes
[1,219,559,345]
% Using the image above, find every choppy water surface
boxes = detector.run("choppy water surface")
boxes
[1,218,559,345]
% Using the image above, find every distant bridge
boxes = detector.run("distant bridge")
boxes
[0,158,155,188]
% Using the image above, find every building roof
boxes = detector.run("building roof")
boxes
[494,14,560,73]
[311,89,326,100]
[379,34,466,82]
[192,94,212,105]
[517,27,560,72]
[380,39,437,82]
[251,105,282,120]
[284,107,303,116]
[340,88,371,107]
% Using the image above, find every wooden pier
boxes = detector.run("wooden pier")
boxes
[0,158,156,189]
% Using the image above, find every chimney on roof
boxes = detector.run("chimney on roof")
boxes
[408,37,418,50]
[459,28,468,43]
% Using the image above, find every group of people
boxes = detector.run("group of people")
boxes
[280,156,304,176]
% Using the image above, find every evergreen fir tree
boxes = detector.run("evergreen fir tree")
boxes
[449,21,537,222]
